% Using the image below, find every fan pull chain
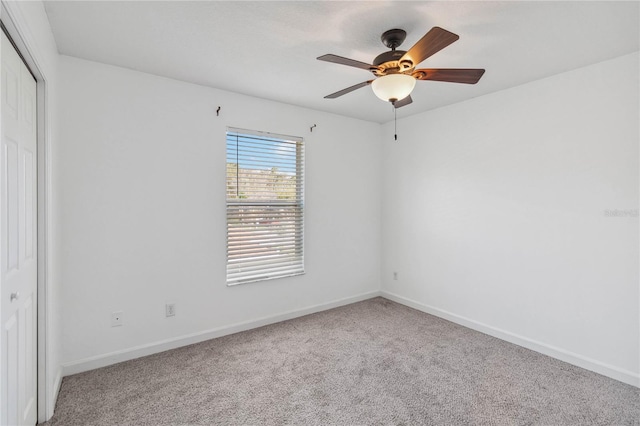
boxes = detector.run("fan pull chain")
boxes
[394,106,397,141]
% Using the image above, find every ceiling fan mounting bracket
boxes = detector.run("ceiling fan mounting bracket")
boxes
[380,29,407,50]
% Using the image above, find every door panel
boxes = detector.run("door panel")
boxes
[24,150,34,261]
[22,295,35,421]
[1,30,37,426]
[4,315,18,425]
[4,140,18,272]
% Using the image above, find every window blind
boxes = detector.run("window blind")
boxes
[226,128,304,285]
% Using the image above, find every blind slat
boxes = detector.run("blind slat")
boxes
[227,239,303,251]
[228,234,302,243]
[228,255,302,266]
[227,247,303,259]
[227,264,305,279]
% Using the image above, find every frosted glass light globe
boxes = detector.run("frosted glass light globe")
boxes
[371,74,416,103]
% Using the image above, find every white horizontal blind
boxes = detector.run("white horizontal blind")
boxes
[226,128,304,285]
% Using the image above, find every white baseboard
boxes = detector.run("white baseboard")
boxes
[381,291,640,388]
[62,290,382,376]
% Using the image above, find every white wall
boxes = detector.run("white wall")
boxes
[381,52,639,386]
[1,0,63,420]
[57,51,640,388]
[58,55,382,371]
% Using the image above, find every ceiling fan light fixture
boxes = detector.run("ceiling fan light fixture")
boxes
[371,74,416,103]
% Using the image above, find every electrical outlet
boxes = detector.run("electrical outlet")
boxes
[165,303,176,317]
[393,271,398,281]
[111,311,124,327]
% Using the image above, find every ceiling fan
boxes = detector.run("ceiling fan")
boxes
[318,27,485,108]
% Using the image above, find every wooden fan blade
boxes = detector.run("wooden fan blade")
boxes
[394,95,413,108]
[324,80,373,99]
[400,27,459,67]
[413,68,485,84]
[317,54,373,71]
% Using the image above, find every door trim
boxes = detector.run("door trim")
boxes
[1,2,56,422]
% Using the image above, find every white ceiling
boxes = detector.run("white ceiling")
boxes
[43,1,639,124]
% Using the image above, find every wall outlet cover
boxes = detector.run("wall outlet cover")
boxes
[166,303,176,317]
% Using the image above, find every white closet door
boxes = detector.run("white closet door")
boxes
[1,30,38,426]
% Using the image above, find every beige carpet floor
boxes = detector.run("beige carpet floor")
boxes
[43,297,639,425]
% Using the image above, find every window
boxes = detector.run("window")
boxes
[226,128,304,285]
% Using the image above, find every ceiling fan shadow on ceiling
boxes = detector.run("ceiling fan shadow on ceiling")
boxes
[318,26,485,109]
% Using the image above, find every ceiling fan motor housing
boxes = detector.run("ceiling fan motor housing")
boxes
[370,50,413,76]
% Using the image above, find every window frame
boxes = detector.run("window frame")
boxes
[225,127,305,286]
